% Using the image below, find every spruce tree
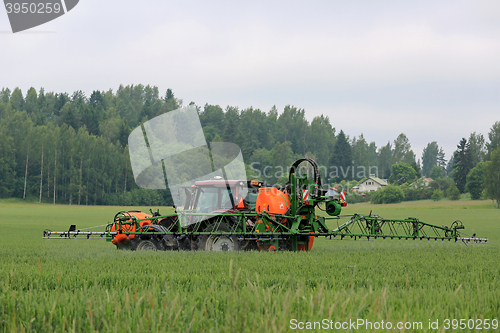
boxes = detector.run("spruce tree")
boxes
[422,141,439,177]
[453,138,472,193]
[330,130,352,180]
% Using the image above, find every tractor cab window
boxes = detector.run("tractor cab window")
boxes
[197,187,219,213]
[220,188,234,209]
[243,187,259,209]
[177,186,195,211]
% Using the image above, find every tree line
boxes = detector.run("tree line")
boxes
[0,85,498,207]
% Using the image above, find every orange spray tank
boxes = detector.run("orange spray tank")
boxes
[255,187,290,216]
[110,211,152,246]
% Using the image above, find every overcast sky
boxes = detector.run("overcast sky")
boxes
[1,0,499,162]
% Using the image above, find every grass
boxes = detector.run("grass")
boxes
[0,201,499,332]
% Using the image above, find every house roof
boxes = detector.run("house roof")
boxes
[361,176,388,186]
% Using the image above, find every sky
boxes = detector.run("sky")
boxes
[1,0,499,162]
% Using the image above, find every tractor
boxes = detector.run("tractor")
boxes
[108,179,265,251]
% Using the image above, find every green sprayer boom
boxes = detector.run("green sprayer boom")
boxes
[43,159,487,251]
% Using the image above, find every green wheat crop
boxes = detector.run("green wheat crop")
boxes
[0,201,499,332]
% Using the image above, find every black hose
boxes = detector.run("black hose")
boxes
[287,158,323,197]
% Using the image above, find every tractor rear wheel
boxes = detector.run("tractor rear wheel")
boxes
[131,237,164,251]
[198,222,239,252]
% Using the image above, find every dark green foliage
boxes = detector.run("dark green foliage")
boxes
[0,84,496,207]
[89,90,104,110]
[466,162,485,200]
[236,107,275,157]
[437,147,446,169]
[451,133,484,193]
[0,129,16,197]
[0,85,194,206]
[371,185,404,204]
[59,103,80,129]
[422,141,439,177]
[486,121,500,160]
[330,130,352,180]
[222,106,240,142]
[483,147,500,209]
[163,88,180,112]
[0,87,11,103]
[308,115,335,167]
[351,134,369,172]
[276,105,308,155]
[445,185,460,201]
[200,104,225,134]
[402,188,433,201]
[345,192,372,204]
[10,87,24,111]
[421,142,446,178]
[164,88,174,102]
[54,93,69,114]
[392,133,416,165]
[24,87,38,115]
[0,106,169,206]
[81,105,99,135]
[388,163,417,185]
[378,142,392,179]
[272,141,293,166]
[452,138,472,193]
[410,160,421,178]
[429,166,445,180]
[431,189,443,201]
[429,178,455,193]
[351,136,378,179]
[446,154,455,178]
[467,132,485,167]
[117,119,131,147]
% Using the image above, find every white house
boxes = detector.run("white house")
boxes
[355,176,388,192]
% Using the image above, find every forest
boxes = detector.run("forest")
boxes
[0,85,498,206]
